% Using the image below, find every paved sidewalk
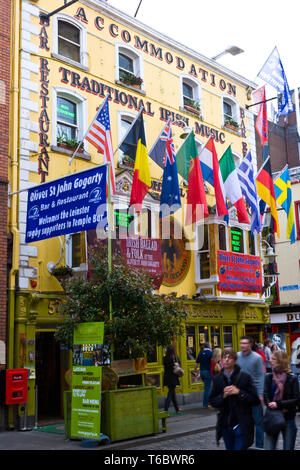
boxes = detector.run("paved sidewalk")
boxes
[0,403,217,450]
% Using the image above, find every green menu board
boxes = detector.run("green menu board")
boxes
[71,322,104,439]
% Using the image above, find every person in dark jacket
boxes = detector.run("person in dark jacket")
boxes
[163,346,182,414]
[193,342,213,408]
[263,349,300,450]
[209,347,260,450]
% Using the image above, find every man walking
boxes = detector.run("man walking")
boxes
[237,336,265,448]
[193,342,212,408]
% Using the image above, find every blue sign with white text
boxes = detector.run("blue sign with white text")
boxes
[26,165,107,243]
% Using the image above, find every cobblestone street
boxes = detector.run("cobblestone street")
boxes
[130,424,300,450]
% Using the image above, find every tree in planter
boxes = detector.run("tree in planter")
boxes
[54,243,188,359]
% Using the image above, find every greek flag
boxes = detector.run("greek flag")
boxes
[238,152,262,234]
[258,47,294,116]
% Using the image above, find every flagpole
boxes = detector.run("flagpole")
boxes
[273,164,289,183]
[107,162,113,323]
[113,106,144,156]
[68,96,109,166]
[148,121,168,156]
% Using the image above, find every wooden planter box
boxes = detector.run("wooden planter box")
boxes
[224,123,239,133]
[184,104,200,116]
[101,386,159,442]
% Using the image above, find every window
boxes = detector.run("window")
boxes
[116,44,144,89]
[181,76,201,116]
[58,20,80,63]
[186,326,196,360]
[222,95,239,129]
[197,224,210,279]
[119,114,135,166]
[53,16,87,68]
[230,227,244,253]
[52,88,87,150]
[57,96,78,141]
[218,224,227,251]
[248,233,257,256]
[66,232,87,269]
[294,201,300,239]
[223,326,233,347]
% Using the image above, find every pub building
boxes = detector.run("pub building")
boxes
[7,0,268,427]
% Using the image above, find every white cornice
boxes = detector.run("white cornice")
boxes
[81,0,258,90]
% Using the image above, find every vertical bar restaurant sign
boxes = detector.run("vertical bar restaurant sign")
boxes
[71,322,104,440]
[217,250,262,293]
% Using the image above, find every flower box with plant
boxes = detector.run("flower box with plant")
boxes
[224,118,240,132]
[57,136,84,153]
[183,98,201,116]
[119,70,143,89]
[121,154,135,168]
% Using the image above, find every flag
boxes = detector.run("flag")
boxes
[183,132,208,225]
[199,137,228,217]
[119,109,143,162]
[159,121,181,217]
[256,157,280,236]
[252,86,268,147]
[258,46,294,116]
[85,98,116,195]
[219,146,249,224]
[274,167,296,244]
[129,114,151,212]
[238,152,262,234]
[176,130,195,182]
[148,123,168,169]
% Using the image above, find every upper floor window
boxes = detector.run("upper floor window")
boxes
[53,15,88,69]
[230,227,244,253]
[196,224,210,280]
[66,232,87,270]
[57,96,78,141]
[219,224,228,251]
[58,20,80,63]
[181,76,201,117]
[116,45,144,90]
[222,95,240,131]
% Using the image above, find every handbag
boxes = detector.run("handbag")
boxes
[173,362,184,377]
[263,408,286,436]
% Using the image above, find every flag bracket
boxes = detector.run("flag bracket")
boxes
[246,96,278,110]
[40,0,79,21]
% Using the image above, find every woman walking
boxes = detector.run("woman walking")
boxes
[264,350,300,450]
[163,346,182,414]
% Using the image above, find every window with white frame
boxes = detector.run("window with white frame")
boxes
[118,113,136,166]
[232,150,242,169]
[66,232,87,270]
[53,15,88,68]
[222,95,239,128]
[248,232,257,256]
[181,76,201,115]
[196,223,210,280]
[116,45,144,89]
[53,88,87,148]
[218,224,228,251]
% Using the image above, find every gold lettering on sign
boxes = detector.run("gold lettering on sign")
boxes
[244,308,258,319]
[48,299,61,316]
[189,307,223,319]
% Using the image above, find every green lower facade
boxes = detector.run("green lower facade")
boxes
[9,292,269,427]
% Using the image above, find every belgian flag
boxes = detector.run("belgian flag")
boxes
[256,157,280,236]
[129,114,151,212]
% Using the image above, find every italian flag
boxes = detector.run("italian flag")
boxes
[219,146,249,224]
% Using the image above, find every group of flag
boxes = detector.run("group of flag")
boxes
[74,46,295,245]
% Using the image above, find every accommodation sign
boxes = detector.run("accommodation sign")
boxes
[25,165,107,243]
[217,250,262,293]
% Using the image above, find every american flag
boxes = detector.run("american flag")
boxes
[85,98,116,195]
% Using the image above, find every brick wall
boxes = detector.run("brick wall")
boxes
[0,0,10,347]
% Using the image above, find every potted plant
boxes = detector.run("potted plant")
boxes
[121,154,135,168]
[183,98,201,116]
[57,137,84,154]
[224,118,240,132]
[119,70,143,89]
[51,265,74,289]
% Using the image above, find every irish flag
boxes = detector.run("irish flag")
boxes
[219,146,249,224]
[130,114,151,212]
[199,137,228,217]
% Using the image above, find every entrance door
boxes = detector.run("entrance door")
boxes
[35,332,61,419]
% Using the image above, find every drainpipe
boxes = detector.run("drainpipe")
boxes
[7,0,21,429]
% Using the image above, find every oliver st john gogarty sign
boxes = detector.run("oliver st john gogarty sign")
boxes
[25,165,107,243]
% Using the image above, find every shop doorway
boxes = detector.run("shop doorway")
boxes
[35,332,62,420]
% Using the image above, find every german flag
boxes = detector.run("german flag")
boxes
[256,157,280,236]
[129,114,151,212]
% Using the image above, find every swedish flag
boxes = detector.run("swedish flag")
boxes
[274,168,296,244]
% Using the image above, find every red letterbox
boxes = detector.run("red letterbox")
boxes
[5,369,28,405]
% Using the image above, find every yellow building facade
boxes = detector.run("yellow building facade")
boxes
[9,0,269,423]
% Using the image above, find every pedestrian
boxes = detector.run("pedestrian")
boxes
[193,342,213,408]
[211,347,223,376]
[163,346,182,415]
[256,343,267,373]
[271,343,279,353]
[263,349,300,450]
[209,347,260,450]
[264,340,272,373]
[237,336,265,448]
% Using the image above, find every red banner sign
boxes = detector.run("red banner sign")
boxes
[217,250,262,293]
[120,238,163,289]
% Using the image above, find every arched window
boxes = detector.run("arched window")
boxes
[53,15,88,68]
[180,75,202,117]
[115,44,144,90]
[221,95,240,130]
